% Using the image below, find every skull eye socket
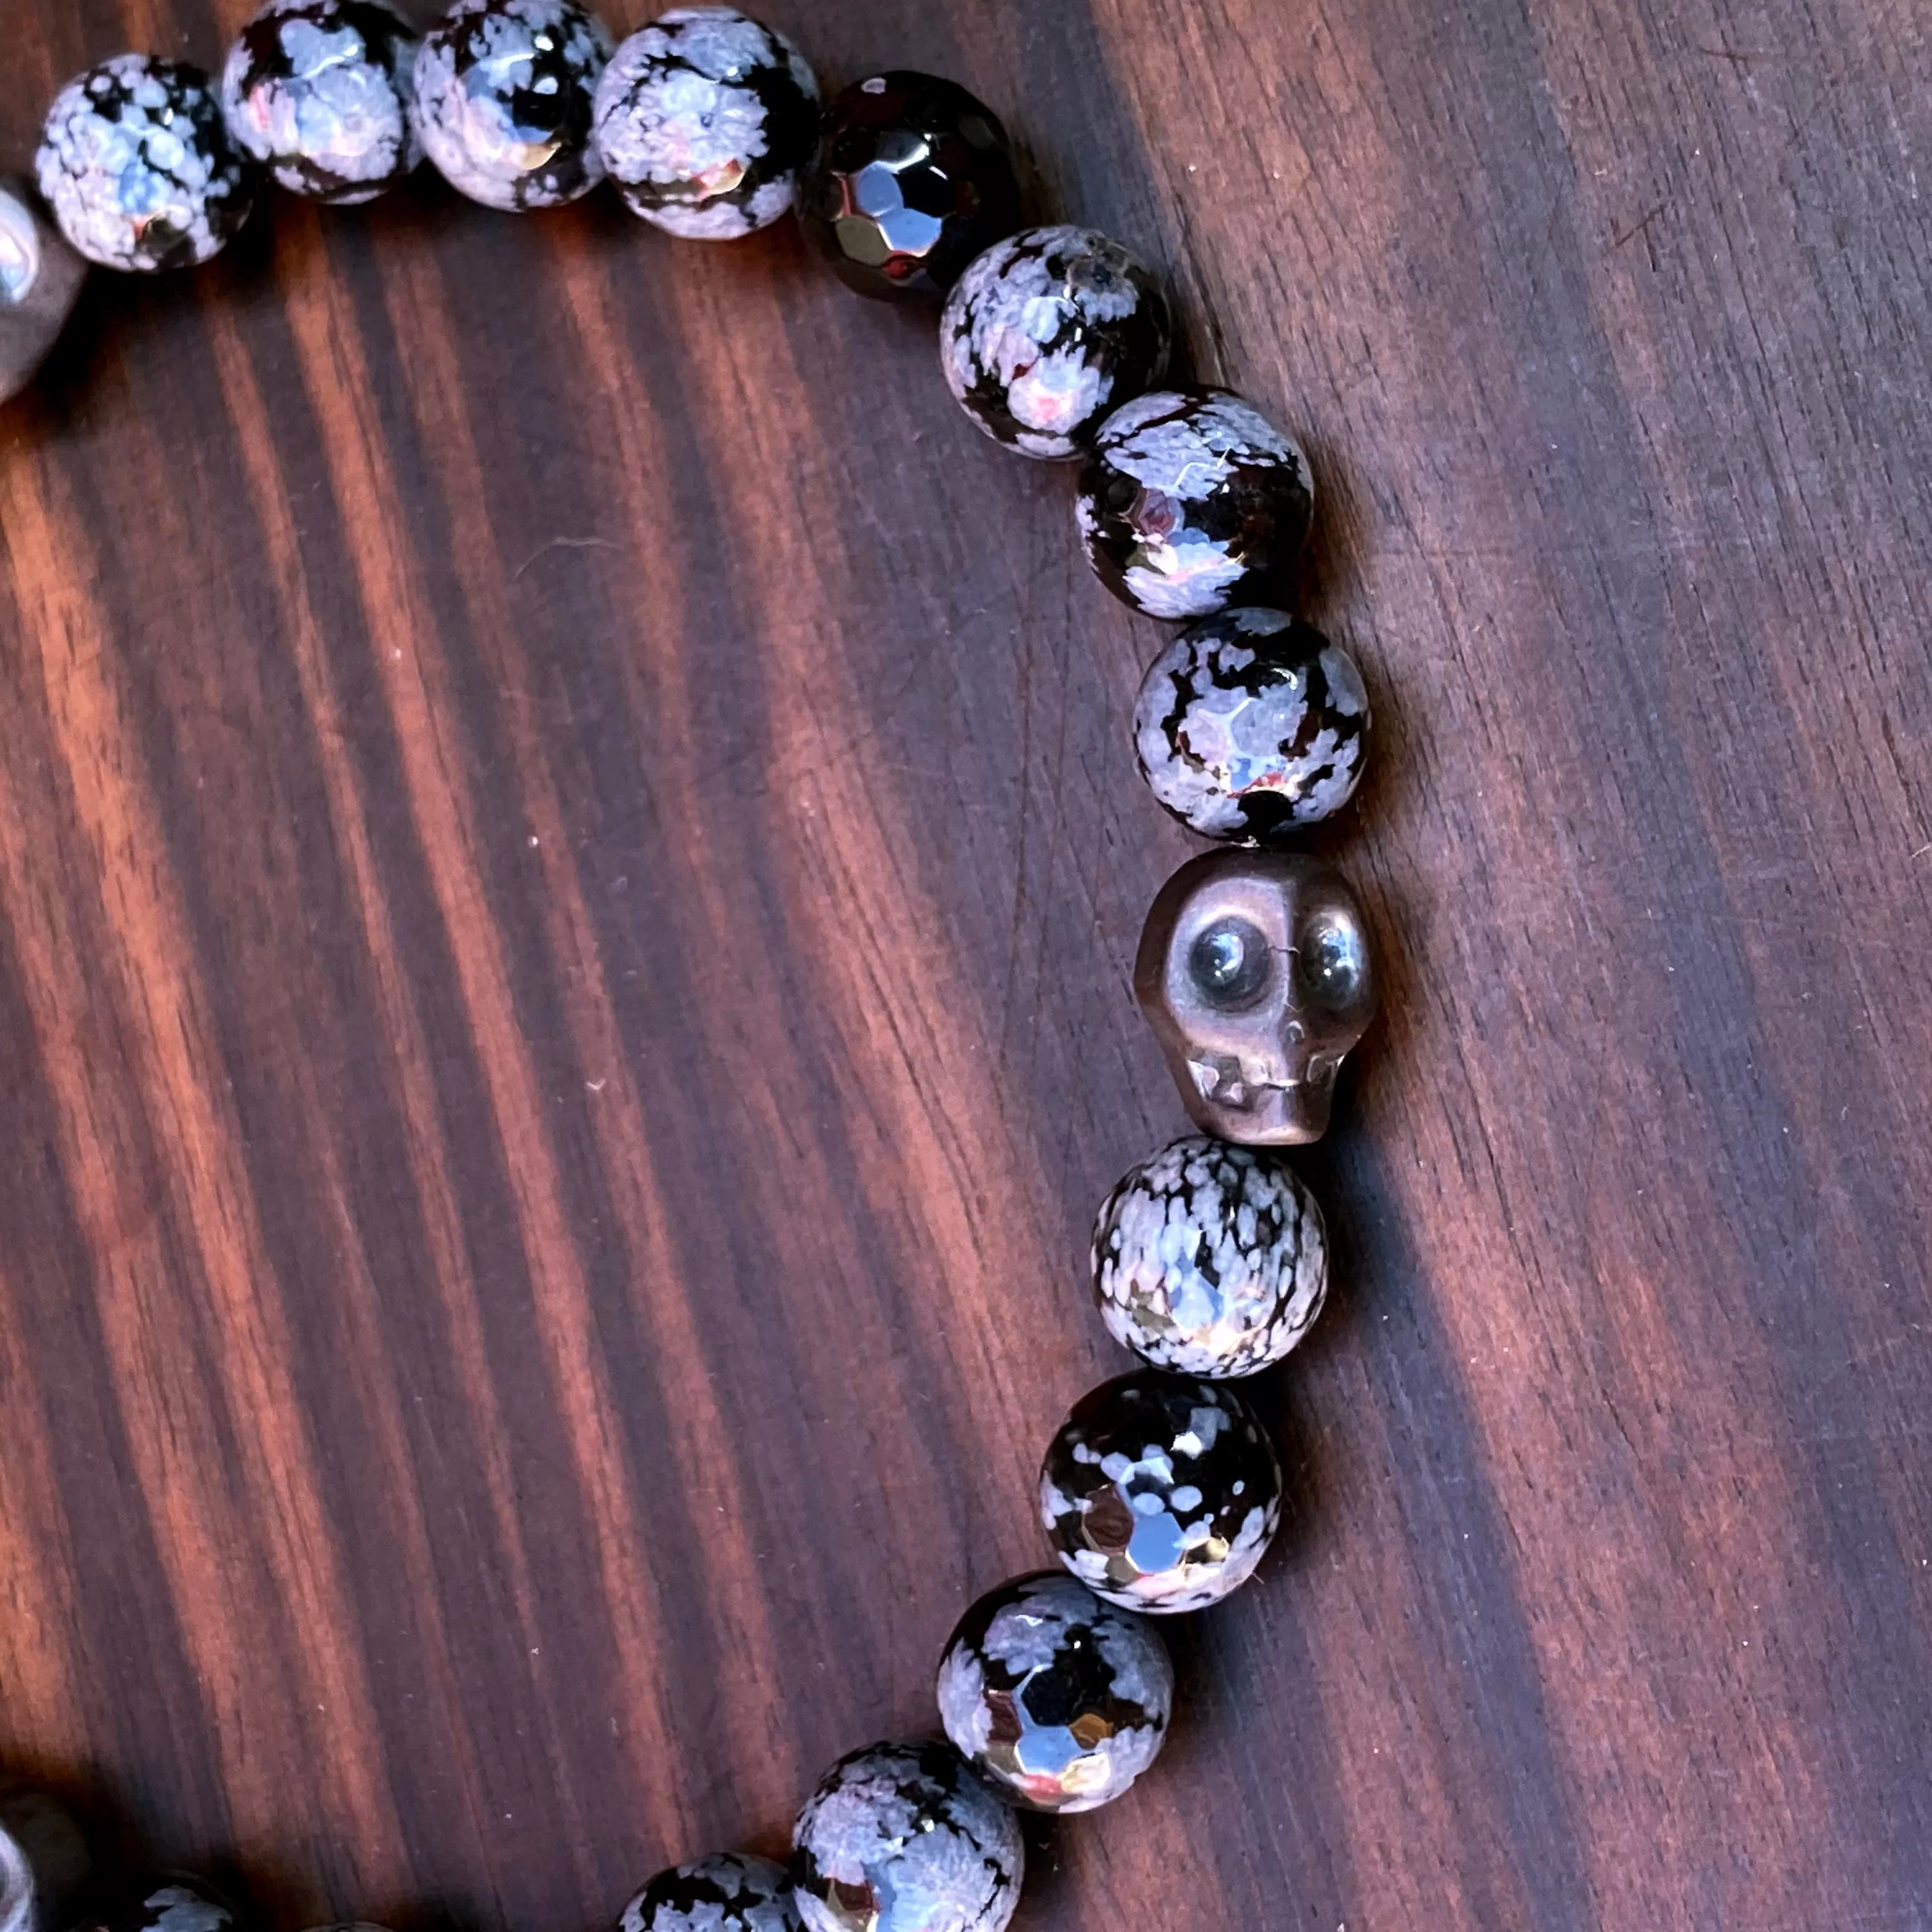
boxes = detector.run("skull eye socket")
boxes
[1186,917,1274,1009]
[1298,917,1368,1012]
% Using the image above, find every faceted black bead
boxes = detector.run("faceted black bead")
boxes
[798,72,1022,301]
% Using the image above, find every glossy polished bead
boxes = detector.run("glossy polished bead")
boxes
[792,1740,1022,1932]
[593,10,819,238]
[1093,1136,1327,1377]
[36,57,257,272]
[1077,387,1313,619]
[1135,609,1369,839]
[66,1874,243,1932]
[417,0,613,211]
[222,0,421,204]
[0,1793,90,1932]
[799,73,1021,301]
[0,179,86,404]
[1136,848,1376,1146]
[619,1855,801,1932]
[940,226,1171,459]
[937,1572,1173,1813]
[1040,1370,1282,1614]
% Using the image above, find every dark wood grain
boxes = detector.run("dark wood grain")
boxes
[1,0,1928,1926]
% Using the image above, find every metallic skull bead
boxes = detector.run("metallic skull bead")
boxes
[417,0,613,211]
[1136,848,1376,1146]
[937,1571,1174,1813]
[792,1740,1022,1932]
[799,72,1022,300]
[36,56,257,272]
[940,225,1172,459]
[618,1853,802,1932]
[0,178,86,404]
[1135,609,1370,839]
[1039,1371,1283,1614]
[1077,387,1313,619]
[1093,1135,1328,1377]
[593,9,820,238]
[222,0,422,204]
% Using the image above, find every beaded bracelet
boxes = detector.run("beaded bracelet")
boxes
[0,6,1381,1931]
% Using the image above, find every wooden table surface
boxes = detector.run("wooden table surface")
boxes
[2,1,1928,1927]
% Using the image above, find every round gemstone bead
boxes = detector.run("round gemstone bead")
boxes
[0,1792,91,1932]
[618,1854,802,1931]
[799,72,1022,301]
[1077,387,1314,620]
[1040,1370,1283,1614]
[940,226,1171,459]
[1135,609,1370,838]
[417,0,613,211]
[792,1740,1023,1932]
[593,10,820,238]
[36,56,257,272]
[936,1571,1174,1814]
[222,0,421,205]
[0,178,87,405]
[65,1876,243,1932]
[1092,1136,1327,1377]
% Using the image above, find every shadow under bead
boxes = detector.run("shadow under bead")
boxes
[1039,1371,1283,1614]
[1077,387,1313,619]
[0,178,86,402]
[798,72,1022,300]
[1135,610,1370,838]
[1136,848,1376,1147]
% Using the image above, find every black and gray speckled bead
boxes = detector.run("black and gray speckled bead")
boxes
[222,0,421,204]
[65,1874,243,1932]
[1040,1370,1282,1614]
[1093,1136,1327,1377]
[1135,610,1369,839]
[936,1572,1173,1814]
[36,57,257,273]
[618,1854,802,1932]
[940,226,1171,460]
[593,9,819,238]
[1077,387,1313,620]
[0,178,87,404]
[417,0,613,211]
[792,1740,1022,1932]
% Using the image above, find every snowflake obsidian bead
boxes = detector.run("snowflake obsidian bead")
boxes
[1041,1370,1283,1614]
[222,0,421,204]
[1135,610,1370,838]
[799,73,1022,301]
[940,226,1172,459]
[937,1572,1174,1813]
[593,9,819,238]
[36,57,257,272]
[1078,387,1314,620]
[0,178,86,404]
[417,0,613,211]
[65,1875,243,1932]
[1093,1136,1327,1377]
[618,1853,802,1932]
[792,1740,1022,1932]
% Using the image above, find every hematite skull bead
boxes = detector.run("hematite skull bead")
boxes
[936,1572,1174,1813]
[1135,609,1370,839]
[1040,1372,1282,1614]
[618,1854,801,1932]
[1136,848,1376,1146]
[1093,1136,1327,1377]
[36,57,257,272]
[0,180,86,404]
[65,1875,243,1932]
[792,1740,1022,1932]
[799,73,1022,300]
[1077,387,1314,619]
[593,9,820,238]
[940,226,1172,459]
[417,0,613,211]
[222,0,422,205]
